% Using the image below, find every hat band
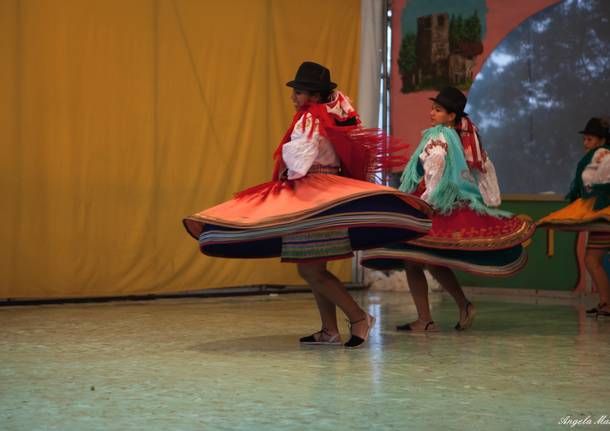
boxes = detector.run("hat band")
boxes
[287,80,336,91]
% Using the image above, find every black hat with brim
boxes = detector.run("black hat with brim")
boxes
[429,86,468,117]
[286,61,337,93]
[579,117,609,138]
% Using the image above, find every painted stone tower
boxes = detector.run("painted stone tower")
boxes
[416,13,450,78]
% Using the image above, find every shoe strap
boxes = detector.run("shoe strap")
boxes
[348,316,367,326]
[326,333,340,342]
[346,315,371,339]
[318,328,340,342]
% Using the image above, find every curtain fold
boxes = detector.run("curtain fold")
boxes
[358,0,384,128]
[0,0,361,298]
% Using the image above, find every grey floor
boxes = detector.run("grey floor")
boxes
[1,290,609,431]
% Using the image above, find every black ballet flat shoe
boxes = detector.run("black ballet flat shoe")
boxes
[396,321,438,332]
[344,334,366,348]
[344,314,375,349]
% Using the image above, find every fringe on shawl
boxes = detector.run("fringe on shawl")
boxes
[237,102,407,200]
[400,125,509,217]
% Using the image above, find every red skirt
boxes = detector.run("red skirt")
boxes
[410,206,535,251]
[361,205,535,276]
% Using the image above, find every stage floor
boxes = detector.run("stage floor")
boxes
[1,290,609,430]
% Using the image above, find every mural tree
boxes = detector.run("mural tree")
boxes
[398,33,417,92]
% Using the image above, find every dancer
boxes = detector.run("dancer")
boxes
[362,87,535,331]
[184,62,432,347]
[539,117,610,317]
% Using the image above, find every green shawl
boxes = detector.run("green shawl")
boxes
[400,125,509,217]
[566,144,610,210]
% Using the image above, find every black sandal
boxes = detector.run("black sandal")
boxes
[586,303,607,315]
[396,321,438,332]
[299,329,342,345]
[344,314,375,349]
[455,301,476,331]
[597,305,610,317]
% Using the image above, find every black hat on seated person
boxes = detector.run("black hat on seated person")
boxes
[286,61,337,93]
[579,117,609,138]
[430,86,468,117]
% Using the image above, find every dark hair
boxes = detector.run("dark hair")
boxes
[301,89,332,104]
[319,90,332,103]
[454,112,465,126]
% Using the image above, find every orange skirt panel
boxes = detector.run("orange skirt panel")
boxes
[184,174,431,238]
[537,198,610,232]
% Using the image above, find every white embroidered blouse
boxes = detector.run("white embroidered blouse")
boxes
[418,133,501,207]
[281,92,356,180]
[281,115,340,180]
[582,147,610,188]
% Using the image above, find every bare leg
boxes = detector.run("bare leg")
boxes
[585,248,610,311]
[310,288,339,335]
[427,264,476,329]
[403,261,434,329]
[297,262,370,339]
[426,265,467,308]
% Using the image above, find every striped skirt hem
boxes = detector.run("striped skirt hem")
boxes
[587,231,610,249]
[281,229,352,262]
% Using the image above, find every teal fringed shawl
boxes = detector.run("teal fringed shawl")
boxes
[400,125,509,217]
[566,144,610,210]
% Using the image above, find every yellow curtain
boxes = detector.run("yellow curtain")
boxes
[0,0,361,298]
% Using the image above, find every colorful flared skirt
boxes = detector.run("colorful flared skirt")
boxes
[361,205,535,276]
[537,198,610,232]
[361,243,528,277]
[183,174,432,263]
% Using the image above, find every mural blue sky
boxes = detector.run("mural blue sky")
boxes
[465,0,610,194]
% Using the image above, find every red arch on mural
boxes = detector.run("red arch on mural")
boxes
[390,0,561,153]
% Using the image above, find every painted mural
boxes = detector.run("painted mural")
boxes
[399,9,485,93]
[390,0,560,160]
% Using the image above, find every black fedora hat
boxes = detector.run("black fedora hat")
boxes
[429,86,468,117]
[579,117,609,138]
[286,61,337,93]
